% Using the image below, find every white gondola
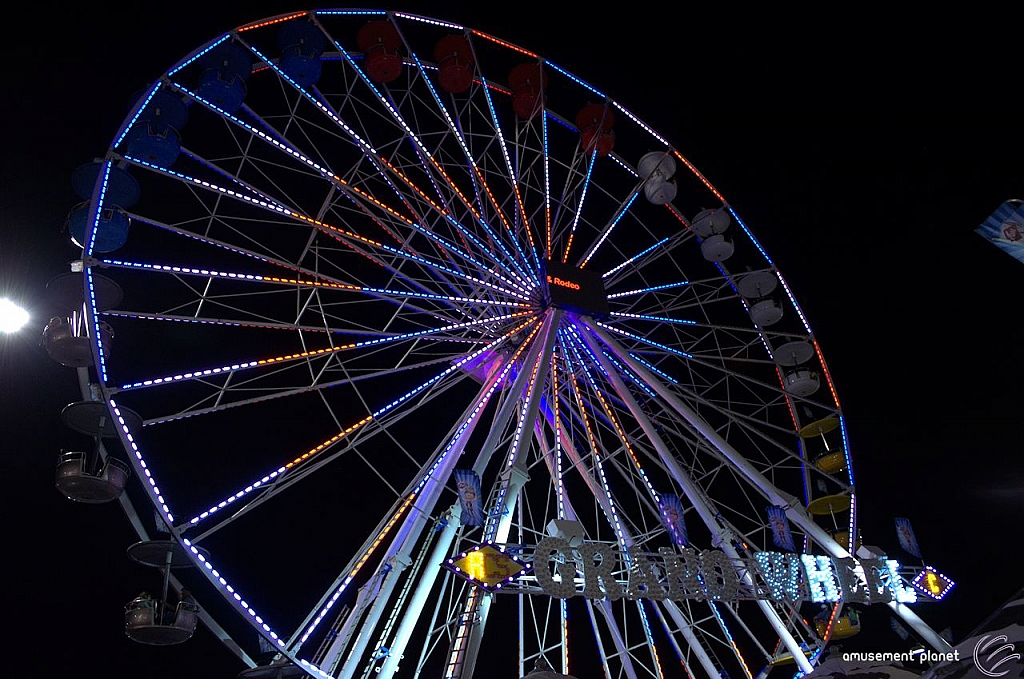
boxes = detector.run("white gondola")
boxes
[123,540,206,646]
[737,270,782,326]
[55,450,130,503]
[638,151,677,204]
[124,596,199,646]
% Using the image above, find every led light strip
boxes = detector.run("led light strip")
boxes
[325,30,537,285]
[561,150,597,265]
[100,259,530,307]
[603,238,670,279]
[580,192,638,268]
[118,311,532,392]
[187,317,538,527]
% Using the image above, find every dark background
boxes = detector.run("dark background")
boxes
[3,3,1021,678]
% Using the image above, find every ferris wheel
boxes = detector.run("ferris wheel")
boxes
[46,8,950,679]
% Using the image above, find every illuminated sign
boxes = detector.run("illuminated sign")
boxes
[474,538,918,605]
[912,567,955,600]
[445,542,530,590]
[543,259,609,317]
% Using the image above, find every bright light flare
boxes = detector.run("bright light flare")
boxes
[0,298,29,333]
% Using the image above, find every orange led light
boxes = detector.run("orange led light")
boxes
[469,30,538,59]
[238,12,309,32]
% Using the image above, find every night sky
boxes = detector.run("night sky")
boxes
[3,4,1022,678]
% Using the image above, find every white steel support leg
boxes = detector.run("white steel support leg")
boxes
[584,320,839,551]
[530,418,644,679]
[595,598,641,679]
[456,311,563,679]
[576,322,815,675]
[337,552,413,679]
[586,599,615,679]
[377,504,463,679]
[586,321,954,655]
[887,602,953,651]
[648,600,702,679]
[320,353,517,674]
[661,599,726,679]
[470,310,564,479]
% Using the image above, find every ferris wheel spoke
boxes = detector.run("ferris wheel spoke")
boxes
[525,412,636,676]
[290,372,501,658]
[569,319,815,679]
[718,601,781,670]
[708,601,755,679]
[176,317,537,534]
[583,319,842,494]
[374,352,548,675]
[596,321,808,414]
[312,19,538,286]
[555,145,597,266]
[450,110,539,282]
[473,74,542,271]
[542,414,667,679]
[119,150,528,307]
[110,306,518,395]
[645,600,700,679]
[99,258,528,322]
[159,70,520,296]
[97,225,528,329]
[172,363,471,538]
[562,332,662,519]
[602,236,673,281]
[585,322,849,559]
[503,109,553,264]
[429,66,541,279]
[329,355,541,677]
[588,324,811,426]
[577,183,643,270]
[103,308,529,352]
[441,320,559,679]
[127,345,488,429]
[572,319,821,675]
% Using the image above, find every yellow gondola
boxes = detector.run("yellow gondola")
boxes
[814,451,847,474]
[815,608,861,639]
[807,493,851,516]
[798,416,840,439]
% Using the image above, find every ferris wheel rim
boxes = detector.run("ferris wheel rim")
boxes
[66,8,863,679]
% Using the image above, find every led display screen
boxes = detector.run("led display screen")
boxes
[543,259,609,317]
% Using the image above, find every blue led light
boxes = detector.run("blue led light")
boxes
[477,73,542,275]
[562,151,597,265]
[609,311,696,326]
[545,61,605,99]
[592,321,692,359]
[606,280,689,298]
[603,238,670,279]
[581,193,638,267]
[167,35,231,76]
[628,353,678,384]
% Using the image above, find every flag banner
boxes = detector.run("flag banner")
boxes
[658,493,688,546]
[975,199,1024,266]
[454,469,485,526]
[767,505,796,552]
[894,517,922,558]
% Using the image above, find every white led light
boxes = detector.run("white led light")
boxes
[801,555,841,603]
